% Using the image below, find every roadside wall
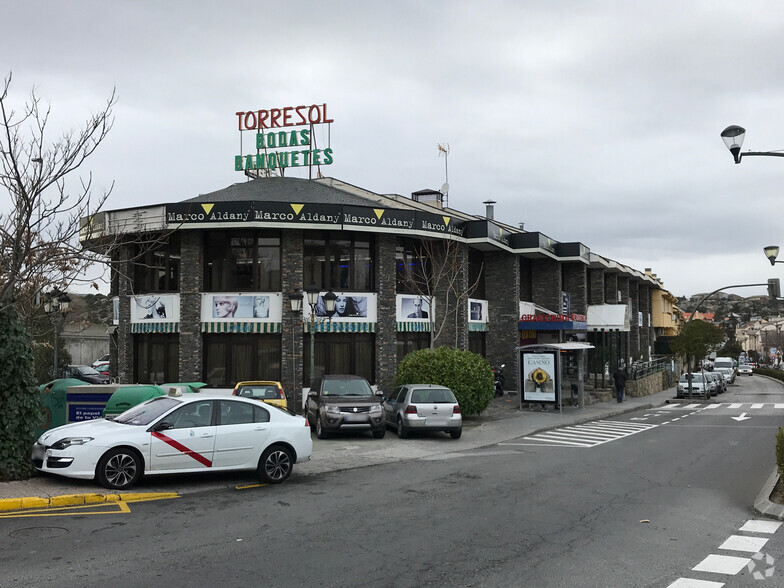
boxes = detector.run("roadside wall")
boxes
[627,371,666,397]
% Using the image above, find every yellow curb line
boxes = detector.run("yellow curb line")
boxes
[0,492,178,511]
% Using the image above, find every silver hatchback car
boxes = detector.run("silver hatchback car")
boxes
[383,384,462,439]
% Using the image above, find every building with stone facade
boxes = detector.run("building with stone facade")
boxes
[81,176,669,406]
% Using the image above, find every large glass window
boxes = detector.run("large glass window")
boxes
[468,250,485,299]
[468,332,486,357]
[134,334,179,384]
[304,333,375,385]
[396,238,431,295]
[203,334,281,387]
[204,230,281,292]
[396,333,430,362]
[304,232,374,291]
[133,235,180,292]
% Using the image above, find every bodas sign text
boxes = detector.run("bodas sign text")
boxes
[235,104,334,173]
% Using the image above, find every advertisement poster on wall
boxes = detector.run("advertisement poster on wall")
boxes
[521,351,558,403]
[468,298,487,323]
[200,293,283,321]
[396,295,432,321]
[130,295,179,323]
[303,293,377,322]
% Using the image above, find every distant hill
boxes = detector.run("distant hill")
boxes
[679,294,784,323]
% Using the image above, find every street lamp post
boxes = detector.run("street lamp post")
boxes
[43,288,71,379]
[288,285,336,412]
[721,125,784,164]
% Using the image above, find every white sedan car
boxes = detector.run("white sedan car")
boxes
[32,394,312,490]
[737,364,753,376]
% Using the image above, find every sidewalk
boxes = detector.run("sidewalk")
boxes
[3,386,779,517]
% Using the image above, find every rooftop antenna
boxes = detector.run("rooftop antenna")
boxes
[437,143,450,207]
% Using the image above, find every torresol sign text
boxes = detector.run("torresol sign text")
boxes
[235,103,334,172]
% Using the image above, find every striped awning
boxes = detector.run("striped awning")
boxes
[304,322,376,333]
[396,321,431,332]
[130,322,179,334]
[468,323,489,332]
[202,322,282,334]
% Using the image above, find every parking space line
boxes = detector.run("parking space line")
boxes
[739,520,781,534]
[692,554,750,575]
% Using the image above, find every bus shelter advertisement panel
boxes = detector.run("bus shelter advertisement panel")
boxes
[522,352,558,403]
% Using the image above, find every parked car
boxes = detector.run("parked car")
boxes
[233,380,288,410]
[706,371,726,394]
[737,364,753,376]
[715,366,735,384]
[63,364,110,385]
[306,374,385,439]
[32,394,312,490]
[676,373,710,399]
[93,361,111,377]
[92,354,109,367]
[383,384,462,439]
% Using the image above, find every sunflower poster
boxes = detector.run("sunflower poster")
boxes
[522,352,557,403]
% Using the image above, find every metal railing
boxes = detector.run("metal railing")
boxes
[629,356,671,380]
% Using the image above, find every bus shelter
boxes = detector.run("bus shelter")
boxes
[517,342,595,413]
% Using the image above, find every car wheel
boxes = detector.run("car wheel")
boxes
[396,417,408,439]
[372,428,386,439]
[96,447,142,490]
[450,428,462,440]
[316,417,329,439]
[258,445,293,484]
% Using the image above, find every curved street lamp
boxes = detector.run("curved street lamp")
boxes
[764,245,784,266]
[43,288,71,379]
[721,125,784,164]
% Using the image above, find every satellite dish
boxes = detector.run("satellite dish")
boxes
[440,182,449,195]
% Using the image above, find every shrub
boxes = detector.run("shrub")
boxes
[394,346,494,414]
[0,308,40,481]
[777,426,784,478]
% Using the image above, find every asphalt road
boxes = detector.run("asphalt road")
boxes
[3,376,784,587]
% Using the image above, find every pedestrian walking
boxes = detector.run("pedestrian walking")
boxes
[613,368,627,403]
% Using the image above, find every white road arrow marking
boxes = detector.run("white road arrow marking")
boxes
[732,412,751,422]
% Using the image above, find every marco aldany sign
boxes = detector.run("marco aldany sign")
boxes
[234,103,334,173]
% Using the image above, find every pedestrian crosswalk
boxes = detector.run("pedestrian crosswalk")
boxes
[662,403,784,411]
[501,420,658,448]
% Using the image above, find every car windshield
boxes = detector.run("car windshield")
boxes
[77,365,101,376]
[113,396,181,426]
[680,374,705,383]
[323,379,373,396]
[410,388,457,403]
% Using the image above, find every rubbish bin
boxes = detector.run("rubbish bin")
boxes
[37,378,89,438]
[101,384,168,418]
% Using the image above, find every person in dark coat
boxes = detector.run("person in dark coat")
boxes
[613,369,627,403]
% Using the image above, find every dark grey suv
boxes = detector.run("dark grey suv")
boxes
[306,375,385,439]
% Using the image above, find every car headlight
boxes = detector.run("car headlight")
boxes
[369,404,382,415]
[50,437,94,450]
[325,405,340,414]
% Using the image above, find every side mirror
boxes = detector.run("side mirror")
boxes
[153,421,173,432]
[308,390,318,398]
[375,390,384,397]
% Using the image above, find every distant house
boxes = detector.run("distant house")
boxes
[682,311,715,323]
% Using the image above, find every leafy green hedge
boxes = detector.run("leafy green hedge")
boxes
[0,309,40,481]
[752,368,784,383]
[394,346,494,415]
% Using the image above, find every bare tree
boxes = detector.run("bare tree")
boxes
[0,72,117,311]
[400,237,481,349]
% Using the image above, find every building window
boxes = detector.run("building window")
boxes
[468,332,486,357]
[519,257,533,301]
[304,333,375,385]
[134,334,179,384]
[468,249,485,299]
[304,232,374,291]
[396,333,430,361]
[203,334,281,388]
[396,238,431,295]
[133,235,180,292]
[204,230,281,292]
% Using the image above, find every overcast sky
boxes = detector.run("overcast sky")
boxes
[4,1,784,299]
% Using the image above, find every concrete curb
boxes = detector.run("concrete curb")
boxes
[754,469,784,520]
[0,492,178,512]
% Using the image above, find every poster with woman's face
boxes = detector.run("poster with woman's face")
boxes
[202,293,281,321]
[313,294,368,318]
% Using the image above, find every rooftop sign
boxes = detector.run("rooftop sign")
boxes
[235,103,333,173]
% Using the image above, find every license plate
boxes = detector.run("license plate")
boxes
[32,446,44,460]
[425,419,448,427]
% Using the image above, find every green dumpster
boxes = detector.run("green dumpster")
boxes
[161,382,207,395]
[101,384,168,418]
[37,378,89,437]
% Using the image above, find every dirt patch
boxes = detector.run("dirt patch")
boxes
[771,475,784,505]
